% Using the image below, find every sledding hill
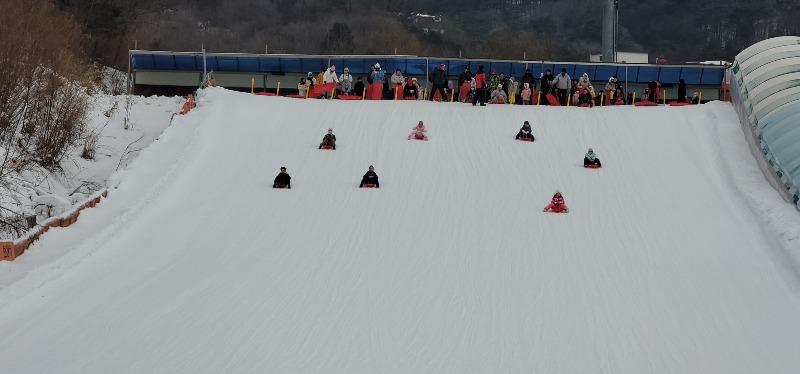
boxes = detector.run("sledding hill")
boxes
[1,88,800,373]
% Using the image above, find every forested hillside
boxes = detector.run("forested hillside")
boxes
[55,0,800,67]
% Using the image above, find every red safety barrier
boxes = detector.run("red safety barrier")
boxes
[669,101,691,106]
[308,83,336,99]
[635,100,658,107]
[255,92,276,96]
[338,95,362,100]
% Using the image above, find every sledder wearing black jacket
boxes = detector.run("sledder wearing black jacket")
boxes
[273,167,291,188]
[360,165,379,188]
[319,129,336,149]
[515,121,535,141]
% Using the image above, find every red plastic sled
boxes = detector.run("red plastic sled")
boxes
[635,100,657,107]
[361,184,378,188]
[584,164,602,169]
[546,94,560,106]
[319,145,334,150]
[308,83,336,99]
[545,207,569,213]
[273,185,289,189]
[517,137,534,142]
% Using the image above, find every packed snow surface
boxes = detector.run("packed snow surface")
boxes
[1,88,800,373]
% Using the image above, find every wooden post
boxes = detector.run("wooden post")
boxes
[698,91,702,104]
[276,82,281,96]
[305,84,310,99]
[330,85,336,99]
[362,86,367,100]
[601,91,605,107]
[536,91,541,105]
[250,77,255,94]
[632,92,636,105]
[450,88,455,102]
[663,89,667,105]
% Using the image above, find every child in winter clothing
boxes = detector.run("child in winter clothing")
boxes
[613,88,625,105]
[515,121,535,141]
[319,128,336,149]
[354,77,365,97]
[577,87,593,107]
[507,77,518,104]
[578,73,593,92]
[488,70,501,94]
[391,69,405,99]
[543,191,568,213]
[360,165,379,188]
[408,121,429,140]
[273,167,291,188]
[340,68,354,94]
[298,78,308,97]
[604,77,617,105]
[521,82,532,105]
[584,148,601,167]
[490,86,508,104]
[403,78,420,99]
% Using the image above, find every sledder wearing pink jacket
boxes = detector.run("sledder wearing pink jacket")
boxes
[408,121,429,141]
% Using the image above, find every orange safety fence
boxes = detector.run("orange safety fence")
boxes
[1,191,108,262]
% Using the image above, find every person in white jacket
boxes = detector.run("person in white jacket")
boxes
[551,68,572,105]
[322,65,339,84]
[390,69,405,99]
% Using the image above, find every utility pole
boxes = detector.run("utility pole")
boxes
[602,0,619,63]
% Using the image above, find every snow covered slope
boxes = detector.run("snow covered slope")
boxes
[1,88,799,373]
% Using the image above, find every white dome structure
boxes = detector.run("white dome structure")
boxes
[730,36,800,208]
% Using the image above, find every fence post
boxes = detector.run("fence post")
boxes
[276,82,281,96]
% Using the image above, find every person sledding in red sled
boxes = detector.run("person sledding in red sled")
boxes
[360,165,379,188]
[543,191,569,213]
[583,148,601,168]
[515,121,535,141]
[407,121,429,141]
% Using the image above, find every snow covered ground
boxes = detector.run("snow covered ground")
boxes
[1,88,799,373]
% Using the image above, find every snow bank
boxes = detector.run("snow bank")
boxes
[0,88,799,373]
[0,93,182,240]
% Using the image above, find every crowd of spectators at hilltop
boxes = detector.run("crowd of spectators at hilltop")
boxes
[293,63,701,105]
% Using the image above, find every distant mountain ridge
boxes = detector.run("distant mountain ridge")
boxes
[56,0,800,67]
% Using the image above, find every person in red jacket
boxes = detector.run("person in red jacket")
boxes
[471,65,487,106]
[543,191,569,213]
